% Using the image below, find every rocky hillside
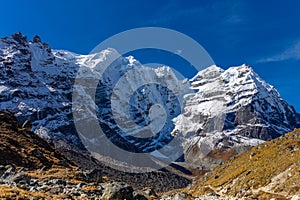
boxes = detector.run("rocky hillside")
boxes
[166,128,300,200]
[0,110,73,169]
[2,110,297,199]
[0,110,104,199]
[0,110,191,199]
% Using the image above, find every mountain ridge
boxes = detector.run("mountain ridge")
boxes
[0,32,299,171]
[174,63,300,168]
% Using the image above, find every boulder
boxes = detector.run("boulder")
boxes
[101,182,134,200]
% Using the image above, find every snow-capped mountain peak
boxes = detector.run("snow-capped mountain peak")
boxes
[173,64,300,168]
[191,64,224,82]
[0,33,299,170]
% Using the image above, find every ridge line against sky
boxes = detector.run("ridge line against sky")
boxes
[0,0,299,111]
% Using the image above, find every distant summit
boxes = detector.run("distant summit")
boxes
[175,64,300,168]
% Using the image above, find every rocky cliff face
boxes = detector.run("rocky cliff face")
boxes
[0,33,299,170]
[174,65,300,168]
[0,33,78,146]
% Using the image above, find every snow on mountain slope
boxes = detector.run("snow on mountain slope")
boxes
[0,33,78,144]
[72,47,190,169]
[174,64,300,168]
[0,33,190,159]
[0,33,299,170]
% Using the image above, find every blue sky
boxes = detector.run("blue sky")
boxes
[1,0,300,111]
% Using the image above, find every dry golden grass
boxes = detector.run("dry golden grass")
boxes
[82,185,100,192]
[24,166,87,184]
[0,185,69,200]
[0,110,73,169]
[102,176,112,183]
[186,129,300,199]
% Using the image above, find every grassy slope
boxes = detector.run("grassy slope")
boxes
[0,110,74,169]
[186,129,300,199]
[0,111,85,199]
